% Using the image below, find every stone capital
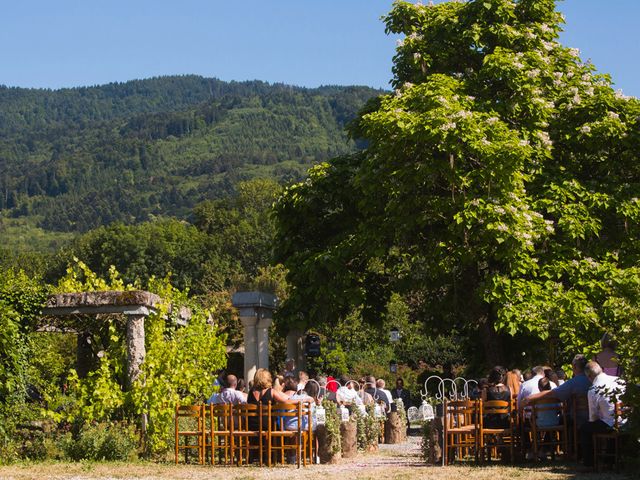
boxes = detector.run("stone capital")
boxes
[239,316,259,327]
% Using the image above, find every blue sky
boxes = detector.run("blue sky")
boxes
[0,0,637,96]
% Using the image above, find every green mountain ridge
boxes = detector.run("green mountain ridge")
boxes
[0,75,382,244]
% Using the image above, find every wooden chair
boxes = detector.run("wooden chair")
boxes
[175,404,205,464]
[530,398,568,459]
[571,394,589,460]
[479,400,514,463]
[594,402,628,472]
[206,403,233,465]
[268,401,311,468]
[231,403,265,466]
[443,399,479,464]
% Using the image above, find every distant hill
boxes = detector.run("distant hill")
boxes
[0,75,382,240]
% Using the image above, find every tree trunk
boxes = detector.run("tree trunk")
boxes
[340,422,357,458]
[384,411,406,444]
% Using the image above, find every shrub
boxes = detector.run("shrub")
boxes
[62,422,138,461]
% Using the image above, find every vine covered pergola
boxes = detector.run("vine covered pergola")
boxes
[40,290,190,389]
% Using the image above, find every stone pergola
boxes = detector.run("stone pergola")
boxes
[41,290,190,389]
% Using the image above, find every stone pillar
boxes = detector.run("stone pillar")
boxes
[241,316,258,383]
[126,314,146,389]
[256,316,272,371]
[286,329,306,372]
[232,292,277,384]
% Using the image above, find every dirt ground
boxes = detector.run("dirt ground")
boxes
[0,436,629,480]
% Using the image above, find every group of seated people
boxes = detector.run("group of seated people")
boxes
[207,361,411,434]
[476,347,625,467]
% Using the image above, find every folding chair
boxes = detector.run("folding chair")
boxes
[206,403,233,465]
[530,398,568,459]
[479,400,515,463]
[443,399,479,464]
[175,404,205,464]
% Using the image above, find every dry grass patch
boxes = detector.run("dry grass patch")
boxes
[0,461,631,480]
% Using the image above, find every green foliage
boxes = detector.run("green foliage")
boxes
[131,278,227,454]
[353,404,381,451]
[0,268,49,461]
[321,399,342,455]
[49,261,228,455]
[275,0,640,371]
[61,422,138,461]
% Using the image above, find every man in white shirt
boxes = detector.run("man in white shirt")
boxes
[376,379,393,405]
[517,365,546,410]
[579,361,626,467]
[207,374,247,405]
[516,365,545,457]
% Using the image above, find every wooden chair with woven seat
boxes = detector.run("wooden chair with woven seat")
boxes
[206,403,233,465]
[479,400,515,463]
[530,397,568,460]
[593,402,629,472]
[231,403,266,466]
[268,401,311,468]
[175,404,205,464]
[443,399,480,464]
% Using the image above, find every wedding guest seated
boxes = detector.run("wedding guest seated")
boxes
[483,366,511,429]
[207,374,247,405]
[297,371,309,391]
[524,354,590,430]
[285,382,318,431]
[579,361,626,468]
[377,379,393,405]
[237,378,247,394]
[364,375,390,412]
[535,377,560,427]
[282,376,299,397]
[317,375,337,402]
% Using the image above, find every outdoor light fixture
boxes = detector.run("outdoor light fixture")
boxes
[389,327,400,343]
[389,360,398,373]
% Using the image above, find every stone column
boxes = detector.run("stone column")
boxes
[256,315,272,371]
[240,316,258,383]
[232,291,277,383]
[126,314,146,389]
[286,329,306,372]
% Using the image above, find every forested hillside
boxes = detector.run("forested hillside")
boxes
[0,75,381,240]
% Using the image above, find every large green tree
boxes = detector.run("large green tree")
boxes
[275,0,640,367]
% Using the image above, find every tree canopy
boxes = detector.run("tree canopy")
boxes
[274,0,640,367]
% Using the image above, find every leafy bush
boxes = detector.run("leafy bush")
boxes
[354,405,381,451]
[321,399,341,455]
[62,422,138,461]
